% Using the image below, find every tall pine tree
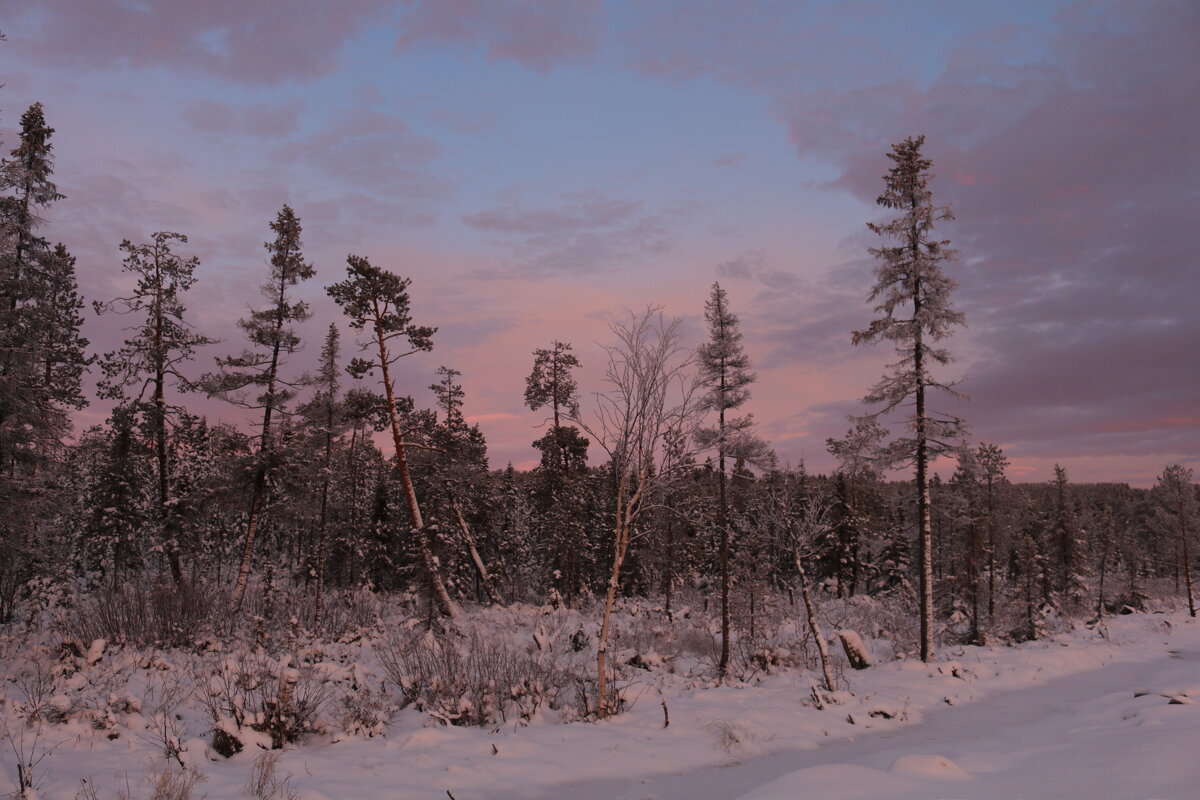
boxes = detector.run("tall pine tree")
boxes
[327,255,458,618]
[853,135,965,662]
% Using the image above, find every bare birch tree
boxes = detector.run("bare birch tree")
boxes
[571,307,700,718]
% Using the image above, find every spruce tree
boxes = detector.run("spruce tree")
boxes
[853,135,965,662]
[1051,464,1086,609]
[695,282,765,678]
[304,324,343,623]
[0,103,75,477]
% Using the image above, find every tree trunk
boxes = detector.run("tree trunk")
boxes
[377,326,458,620]
[795,553,835,692]
[596,534,625,719]
[451,495,500,605]
[152,249,184,586]
[718,404,731,680]
[986,477,996,623]
[313,394,334,626]
[914,309,934,663]
[1181,510,1196,617]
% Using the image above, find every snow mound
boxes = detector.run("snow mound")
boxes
[889,753,971,779]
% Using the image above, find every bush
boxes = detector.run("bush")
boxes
[56,580,218,650]
[192,649,331,756]
[377,624,572,727]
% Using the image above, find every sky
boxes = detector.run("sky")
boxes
[1,0,1197,486]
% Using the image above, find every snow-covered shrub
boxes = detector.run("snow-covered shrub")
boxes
[192,649,331,756]
[3,639,139,739]
[377,624,571,727]
[56,580,218,650]
[335,682,391,738]
[4,644,65,723]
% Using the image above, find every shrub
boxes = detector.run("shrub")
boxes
[56,581,218,650]
[377,625,571,727]
[192,649,331,756]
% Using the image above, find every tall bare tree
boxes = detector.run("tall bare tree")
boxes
[571,307,699,717]
[853,135,965,662]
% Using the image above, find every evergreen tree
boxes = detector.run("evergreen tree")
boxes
[327,255,458,618]
[826,417,887,597]
[525,341,584,471]
[96,231,213,584]
[1051,464,1086,609]
[524,341,590,597]
[0,103,76,477]
[695,282,765,679]
[976,442,1009,623]
[1156,464,1196,617]
[80,404,150,584]
[200,205,315,607]
[302,324,343,622]
[852,135,965,662]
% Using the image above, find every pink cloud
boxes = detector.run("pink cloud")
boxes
[394,0,605,73]
[2,0,394,85]
[462,190,678,276]
[180,98,306,138]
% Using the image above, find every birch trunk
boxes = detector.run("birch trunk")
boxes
[452,495,500,605]
[795,553,835,692]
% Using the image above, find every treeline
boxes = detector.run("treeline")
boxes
[1,102,1196,667]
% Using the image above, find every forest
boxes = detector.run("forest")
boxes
[1,99,1198,798]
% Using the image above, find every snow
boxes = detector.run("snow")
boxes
[3,611,1198,799]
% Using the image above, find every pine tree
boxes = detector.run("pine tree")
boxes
[327,255,458,618]
[695,282,765,679]
[200,205,315,607]
[853,135,965,662]
[525,341,583,469]
[96,232,214,585]
[525,342,590,596]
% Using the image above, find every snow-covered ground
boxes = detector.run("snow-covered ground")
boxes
[3,610,1197,799]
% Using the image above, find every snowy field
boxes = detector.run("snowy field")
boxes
[2,607,1197,800]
